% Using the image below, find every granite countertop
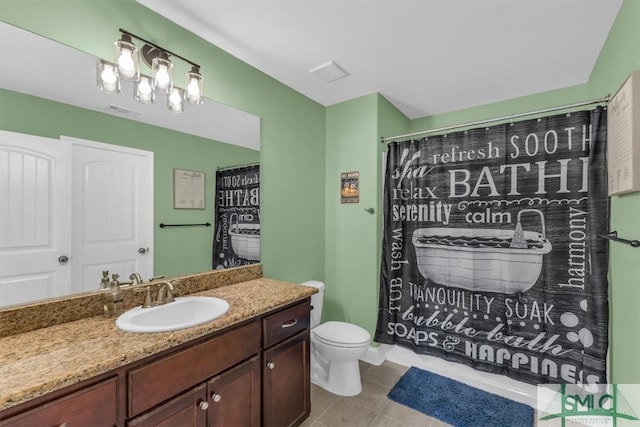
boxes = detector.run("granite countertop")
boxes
[0,278,316,411]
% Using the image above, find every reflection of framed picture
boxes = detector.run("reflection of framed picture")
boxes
[173,168,205,209]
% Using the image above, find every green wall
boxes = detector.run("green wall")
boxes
[0,0,327,284]
[324,95,379,329]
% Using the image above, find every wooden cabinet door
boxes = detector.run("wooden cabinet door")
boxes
[262,332,310,427]
[207,356,261,427]
[127,384,207,427]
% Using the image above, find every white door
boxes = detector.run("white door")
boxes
[0,130,72,307]
[66,137,153,294]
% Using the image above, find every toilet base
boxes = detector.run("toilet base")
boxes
[310,353,363,397]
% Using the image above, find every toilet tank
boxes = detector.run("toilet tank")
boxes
[301,280,324,328]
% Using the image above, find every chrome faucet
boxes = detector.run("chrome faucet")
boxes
[156,281,175,305]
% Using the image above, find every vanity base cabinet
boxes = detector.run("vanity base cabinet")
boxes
[262,301,311,427]
[0,376,118,427]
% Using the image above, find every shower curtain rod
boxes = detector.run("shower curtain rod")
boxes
[380,95,610,143]
[217,161,260,171]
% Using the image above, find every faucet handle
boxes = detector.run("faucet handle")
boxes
[148,275,165,282]
[133,286,153,308]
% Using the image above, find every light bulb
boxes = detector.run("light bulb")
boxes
[138,79,151,94]
[187,77,200,98]
[168,88,184,112]
[101,66,118,91]
[137,79,152,102]
[169,89,182,105]
[185,68,204,104]
[117,49,136,78]
[114,36,139,81]
[155,65,170,89]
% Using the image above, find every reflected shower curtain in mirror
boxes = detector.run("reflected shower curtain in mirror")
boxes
[212,165,260,268]
[375,108,609,385]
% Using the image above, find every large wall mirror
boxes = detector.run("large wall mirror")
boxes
[0,22,261,308]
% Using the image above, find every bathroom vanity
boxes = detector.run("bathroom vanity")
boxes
[0,276,315,427]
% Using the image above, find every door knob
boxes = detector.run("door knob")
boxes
[138,247,148,254]
[58,255,69,264]
[266,361,275,370]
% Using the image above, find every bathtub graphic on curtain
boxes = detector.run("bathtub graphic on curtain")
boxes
[412,209,551,293]
[228,213,260,261]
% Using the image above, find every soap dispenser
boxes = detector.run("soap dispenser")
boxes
[104,273,124,317]
[110,273,124,316]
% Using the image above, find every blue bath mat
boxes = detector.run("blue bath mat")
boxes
[388,367,534,427]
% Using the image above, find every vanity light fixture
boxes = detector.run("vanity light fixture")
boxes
[96,29,204,112]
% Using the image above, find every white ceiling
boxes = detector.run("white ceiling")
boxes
[138,0,624,119]
[0,22,260,151]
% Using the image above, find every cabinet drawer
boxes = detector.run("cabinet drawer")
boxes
[262,300,310,348]
[1,377,118,427]
[127,321,260,417]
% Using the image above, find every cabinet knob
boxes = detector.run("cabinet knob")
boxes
[198,400,209,411]
[266,361,275,370]
[211,393,222,402]
[58,423,68,427]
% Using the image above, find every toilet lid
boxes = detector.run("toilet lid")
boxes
[313,321,371,346]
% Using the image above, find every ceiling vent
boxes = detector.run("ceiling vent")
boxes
[309,60,349,83]
[107,104,142,117]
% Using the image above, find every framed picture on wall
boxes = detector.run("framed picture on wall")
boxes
[173,168,205,209]
[341,171,360,203]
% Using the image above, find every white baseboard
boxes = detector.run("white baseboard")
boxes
[359,345,386,366]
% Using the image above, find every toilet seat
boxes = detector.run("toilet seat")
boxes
[312,321,370,347]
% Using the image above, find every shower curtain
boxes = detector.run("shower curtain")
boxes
[212,165,260,269]
[375,109,609,385]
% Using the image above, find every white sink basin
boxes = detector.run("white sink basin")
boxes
[116,296,229,333]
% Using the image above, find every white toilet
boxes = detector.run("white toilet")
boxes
[302,280,371,396]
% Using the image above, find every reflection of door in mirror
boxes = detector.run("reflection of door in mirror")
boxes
[0,131,153,307]
[1,130,72,306]
[66,136,153,295]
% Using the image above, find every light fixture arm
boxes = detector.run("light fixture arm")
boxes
[119,28,201,69]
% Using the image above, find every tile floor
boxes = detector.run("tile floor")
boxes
[300,360,453,427]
